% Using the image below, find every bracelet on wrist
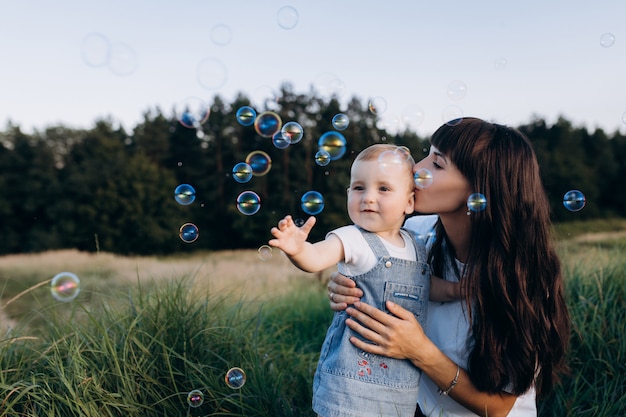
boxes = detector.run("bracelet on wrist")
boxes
[438,364,460,396]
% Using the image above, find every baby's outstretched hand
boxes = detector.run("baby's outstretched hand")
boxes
[268,215,316,256]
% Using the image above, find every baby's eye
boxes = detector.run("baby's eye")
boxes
[379,186,391,192]
[352,185,364,191]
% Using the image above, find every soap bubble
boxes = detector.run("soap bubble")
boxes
[50,272,81,302]
[232,163,253,183]
[368,97,387,115]
[301,191,324,215]
[467,193,487,213]
[225,367,247,389]
[108,42,138,76]
[210,24,233,46]
[272,131,291,149]
[446,80,467,101]
[196,57,228,90]
[174,184,196,205]
[254,111,282,138]
[442,105,464,126]
[80,32,111,68]
[600,32,615,48]
[258,245,273,261]
[277,5,299,30]
[251,85,279,110]
[414,168,433,189]
[176,97,210,129]
[494,57,508,71]
[179,223,199,243]
[378,149,410,176]
[332,113,349,130]
[315,72,346,98]
[401,105,425,128]
[186,389,204,408]
[281,121,304,144]
[245,150,272,176]
[237,191,261,215]
[318,131,347,161]
[236,106,256,126]
[563,190,586,212]
[315,150,331,166]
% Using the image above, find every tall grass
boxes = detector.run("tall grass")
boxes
[1,278,330,416]
[1,238,625,416]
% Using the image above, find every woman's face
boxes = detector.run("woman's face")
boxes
[413,146,472,215]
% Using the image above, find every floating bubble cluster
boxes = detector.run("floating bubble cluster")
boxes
[563,189,586,212]
[50,272,81,302]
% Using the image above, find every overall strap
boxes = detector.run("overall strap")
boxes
[355,226,390,259]
[402,227,427,263]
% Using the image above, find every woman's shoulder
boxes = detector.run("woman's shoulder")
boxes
[403,214,438,235]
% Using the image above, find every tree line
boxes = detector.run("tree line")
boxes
[1,83,624,255]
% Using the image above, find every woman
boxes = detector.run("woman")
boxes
[327,118,570,417]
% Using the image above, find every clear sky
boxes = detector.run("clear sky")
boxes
[2,0,625,137]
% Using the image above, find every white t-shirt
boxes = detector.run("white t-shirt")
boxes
[404,215,537,417]
[328,225,416,276]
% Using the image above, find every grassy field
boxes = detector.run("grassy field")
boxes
[0,219,625,416]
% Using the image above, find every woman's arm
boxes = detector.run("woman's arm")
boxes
[345,301,517,417]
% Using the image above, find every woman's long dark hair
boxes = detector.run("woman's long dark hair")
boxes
[429,118,570,398]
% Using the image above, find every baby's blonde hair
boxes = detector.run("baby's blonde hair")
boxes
[353,144,415,191]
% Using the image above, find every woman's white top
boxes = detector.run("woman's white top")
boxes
[404,215,537,417]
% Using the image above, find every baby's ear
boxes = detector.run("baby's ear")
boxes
[405,191,415,214]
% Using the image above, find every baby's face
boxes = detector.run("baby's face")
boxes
[346,159,415,234]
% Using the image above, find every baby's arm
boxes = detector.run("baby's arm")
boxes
[268,215,344,273]
[429,275,461,302]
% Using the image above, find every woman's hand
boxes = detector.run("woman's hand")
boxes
[345,300,433,363]
[327,271,363,311]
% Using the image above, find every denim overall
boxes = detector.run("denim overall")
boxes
[313,228,430,417]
